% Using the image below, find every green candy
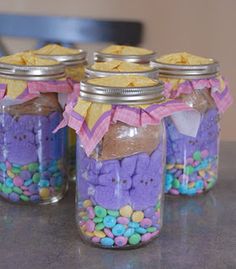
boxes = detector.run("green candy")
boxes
[94,217,103,223]
[82,216,89,221]
[147,227,157,233]
[184,165,194,175]
[32,173,40,183]
[193,151,202,161]
[11,167,21,174]
[172,178,180,189]
[155,202,161,210]
[95,223,105,231]
[0,182,2,191]
[28,163,39,172]
[13,186,23,194]
[20,195,30,202]
[94,206,107,218]
[128,233,141,245]
[107,210,119,217]
[2,184,12,194]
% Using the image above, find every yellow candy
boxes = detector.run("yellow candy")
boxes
[85,231,94,237]
[120,205,133,218]
[199,170,206,177]
[22,165,28,170]
[79,211,87,217]
[94,230,106,238]
[188,182,195,188]
[39,188,50,199]
[7,170,14,178]
[132,211,144,222]
[166,164,174,170]
[83,199,92,208]
[175,164,184,169]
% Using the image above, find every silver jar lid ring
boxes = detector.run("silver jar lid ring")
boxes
[80,79,165,105]
[151,60,219,79]
[85,64,159,79]
[94,51,157,64]
[0,62,65,80]
[36,49,87,66]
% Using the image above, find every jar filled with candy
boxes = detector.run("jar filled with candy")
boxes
[63,75,193,248]
[0,52,70,204]
[151,52,233,196]
[85,60,158,79]
[35,44,87,180]
[94,45,156,64]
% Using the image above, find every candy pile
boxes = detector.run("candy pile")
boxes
[165,108,219,195]
[0,159,65,203]
[78,200,161,248]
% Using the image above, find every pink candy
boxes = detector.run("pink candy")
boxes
[13,176,23,187]
[85,220,95,232]
[87,207,95,219]
[114,236,127,246]
[104,228,114,238]
[140,218,152,228]
[117,217,129,225]
[92,237,100,243]
[141,233,152,242]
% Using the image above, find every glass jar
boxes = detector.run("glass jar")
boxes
[36,45,87,181]
[0,59,68,204]
[74,76,166,249]
[94,45,156,64]
[152,57,222,196]
[85,60,159,79]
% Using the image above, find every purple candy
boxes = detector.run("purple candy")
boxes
[20,170,31,180]
[9,192,20,202]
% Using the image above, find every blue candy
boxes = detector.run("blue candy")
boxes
[112,224,125,236]
[103,215,116,228]
[135,227,147,234]
[128,222,140,229]
[100,237,114,246]
[124,228,135,237]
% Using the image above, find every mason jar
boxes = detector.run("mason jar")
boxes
[152,57,222,196]
[0,57,68,204]
[85,60,159,79]
[94,45,156,64]
[36,45,87,180]
[73,76,166,249]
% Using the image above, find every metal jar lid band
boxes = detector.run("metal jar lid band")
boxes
[151,60,219,79]
[80,79,164,105]
[36,49,87,66]
[94,51,157,64]
[0,62,65,81]
[85,65,159,79]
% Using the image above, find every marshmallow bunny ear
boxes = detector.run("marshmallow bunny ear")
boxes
[120,155,137,176]
[100,159,120,175]
[18,115,36,132]
[135,153,150,175]
[0,113,13,130]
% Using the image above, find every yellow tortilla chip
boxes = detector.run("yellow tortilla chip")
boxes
[157,52,214,65]
[101,45,153,55]
[35,44,80,55]
[92,60,152,72]
[0,52,58,66]
[88,75,157,87]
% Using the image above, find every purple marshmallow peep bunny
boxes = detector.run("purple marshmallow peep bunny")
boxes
[93,155,137,210]
[130,145,163,210]
[77,147,102,200]
[6,117,38,165]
